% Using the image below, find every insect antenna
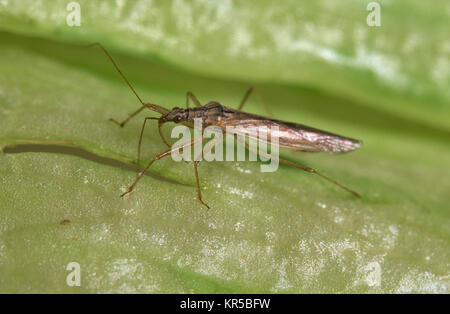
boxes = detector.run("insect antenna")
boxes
[86,43,145,106]
[86,43,169,125]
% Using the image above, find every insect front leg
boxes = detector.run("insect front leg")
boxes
[121,137,201,198]
[110,106,146,128]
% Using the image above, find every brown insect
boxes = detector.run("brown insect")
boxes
[89,44,362,208]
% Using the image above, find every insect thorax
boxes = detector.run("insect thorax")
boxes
[186,101,224,124]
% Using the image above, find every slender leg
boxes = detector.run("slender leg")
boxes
[144,103,170,116]
[180,91,202,164]
[110,101,170,129]
[158,120,171,148]
[121,137,201,198]
[238,87,254,111]
[110,102,170,129]
[186,91,202,108]
[277,158,360,198]
[238,87,273,117]
[110,106,146,128]
[137,117,159,167]
[236,137,360,198]
[191,136,220,209]
[193,161,210,209]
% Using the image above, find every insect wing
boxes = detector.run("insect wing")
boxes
[216,108,362,153]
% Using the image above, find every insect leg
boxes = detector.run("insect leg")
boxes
[110,102,170,128]
[121,137,201,198]
[238,87,254,110]
[276,158,360,198]
[110,106,146,128]
[236,137,360,198]
[193,161,210,209]
[158,120,171,148]
[186,91,202,108]
[137,117,160,167]
[238,87,273,117]
[191,136,221,209]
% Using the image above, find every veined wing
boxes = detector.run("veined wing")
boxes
[214,107,362,154]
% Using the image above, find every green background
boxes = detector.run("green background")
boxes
[0,0,448,293]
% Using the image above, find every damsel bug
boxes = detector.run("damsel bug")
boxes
[89,44,362,208]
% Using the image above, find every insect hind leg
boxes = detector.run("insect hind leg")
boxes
[236,137,360,198]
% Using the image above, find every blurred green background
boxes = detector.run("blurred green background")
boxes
[0,0,448,293]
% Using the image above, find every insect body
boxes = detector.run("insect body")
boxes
[90,43,362,208]
[163,101,362,154]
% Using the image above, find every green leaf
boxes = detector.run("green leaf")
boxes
[0,1,449,293]
[1,0,449,132]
